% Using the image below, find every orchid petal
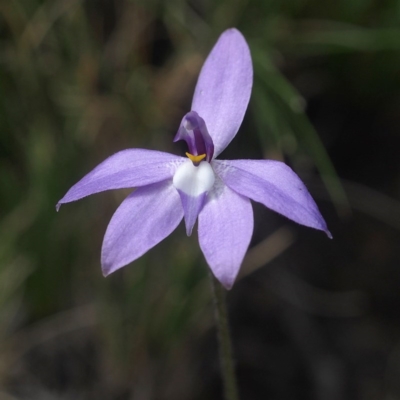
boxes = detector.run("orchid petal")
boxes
[214,159,331,236]
[101,180,183,276]
[57,149,184,210]
[173,160,215,197]
[198,181,253,289]
[191,28,253,158]
[177,191,207,236]
[173,160,215,235]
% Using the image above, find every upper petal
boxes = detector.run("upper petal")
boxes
[57,149,185,209]
[101,180,183,276]
[191,28,253,158]
[198,180,254,289]
[213,159,331,236]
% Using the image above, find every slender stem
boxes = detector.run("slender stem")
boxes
[210,273,240,400]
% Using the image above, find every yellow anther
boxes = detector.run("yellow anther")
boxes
[186,152,206,163]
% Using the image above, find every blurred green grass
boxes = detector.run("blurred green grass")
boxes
[1,0,400,398]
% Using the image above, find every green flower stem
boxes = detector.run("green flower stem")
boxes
[210,273,240,400]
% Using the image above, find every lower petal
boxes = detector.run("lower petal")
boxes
[173,160,215,236]
[177,190,207,236]
[101,180,183,276]
[198,182,253,289]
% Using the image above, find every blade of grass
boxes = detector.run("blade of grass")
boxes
[252,48,349,213]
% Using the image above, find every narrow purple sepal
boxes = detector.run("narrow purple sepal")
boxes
[56,149,185,209]
[174,111,214,162]
[213,159,331,237]
[101,180,183,276]
[177,190,207,236]
[199,182,253,289]
[191,28,253,157]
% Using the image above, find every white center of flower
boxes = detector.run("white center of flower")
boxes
[173,160,215,197]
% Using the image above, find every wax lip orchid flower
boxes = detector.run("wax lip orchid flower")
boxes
[57,28,331,289]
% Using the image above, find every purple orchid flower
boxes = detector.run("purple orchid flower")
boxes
[57,28,331,289]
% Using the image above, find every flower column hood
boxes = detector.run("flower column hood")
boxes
[57,29,331,289]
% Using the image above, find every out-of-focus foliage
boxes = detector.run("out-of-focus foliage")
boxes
[1,0,400,399]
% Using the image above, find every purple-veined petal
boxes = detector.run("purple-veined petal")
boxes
[173,160,215,235]
[101,180,183,276]
[198,180,253,289]
[213,159,331,237]
[57,149,185,210]
[191,28,253,158]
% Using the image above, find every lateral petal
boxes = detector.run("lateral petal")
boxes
[198,181,253,289]
[101,180,183,276]
[213,159,331,237]
[57,149,185,209]
[191,28,253,158]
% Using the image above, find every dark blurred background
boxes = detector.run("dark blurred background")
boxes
[1,0,400,399]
